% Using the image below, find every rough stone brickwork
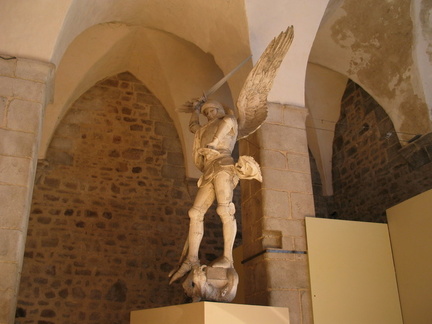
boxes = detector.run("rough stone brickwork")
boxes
[0,56,54,324]
[240,104,314,324]
[16,72,241,324]
[320,80,432,222]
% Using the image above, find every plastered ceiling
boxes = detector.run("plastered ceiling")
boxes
[1,0,430,189]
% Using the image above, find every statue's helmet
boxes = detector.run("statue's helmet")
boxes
[201,100,224,115]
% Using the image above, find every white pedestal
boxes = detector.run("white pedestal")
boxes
[131,302,290,324]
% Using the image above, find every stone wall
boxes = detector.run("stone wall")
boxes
[0,56,54,324]
[321,80,432,222]
[16,72,240,324]
[240,104,314,324]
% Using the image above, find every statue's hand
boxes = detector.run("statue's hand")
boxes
[178,97,206,114]
[192,100,201,111]
[192,97,205,112]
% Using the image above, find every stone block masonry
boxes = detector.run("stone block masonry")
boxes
[0,56,54,324]
[15,72,238,324]
[240,103,314,324]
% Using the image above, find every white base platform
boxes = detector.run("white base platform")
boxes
[130,302,290,324]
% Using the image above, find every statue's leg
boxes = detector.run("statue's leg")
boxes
[169,184,215,284]
[212,172,238,268]
[187,184,215,262]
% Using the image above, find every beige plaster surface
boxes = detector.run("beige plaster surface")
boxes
[244,0,331,106]
[310,0,431,142]
[306,217,403,324]
[305,63,347,195]
[0,0,73,62]
[412,0,432,115]
[131,302,290,324]
[387,189,432,324]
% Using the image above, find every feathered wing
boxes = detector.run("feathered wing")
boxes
[237,26,294,140]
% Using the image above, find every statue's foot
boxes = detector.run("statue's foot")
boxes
[210,256,234,269]
[169,259,199,284]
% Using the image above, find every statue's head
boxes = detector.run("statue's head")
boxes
[201,100,225,120]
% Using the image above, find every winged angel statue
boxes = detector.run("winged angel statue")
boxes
[169,26,294,302]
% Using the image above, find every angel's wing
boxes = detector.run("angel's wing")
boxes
[237,26,294,140]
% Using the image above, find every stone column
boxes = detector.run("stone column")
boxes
[240,103,315,324]
[0,56,54,324]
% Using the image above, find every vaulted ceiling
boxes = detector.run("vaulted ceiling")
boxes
[1,0,430,189]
